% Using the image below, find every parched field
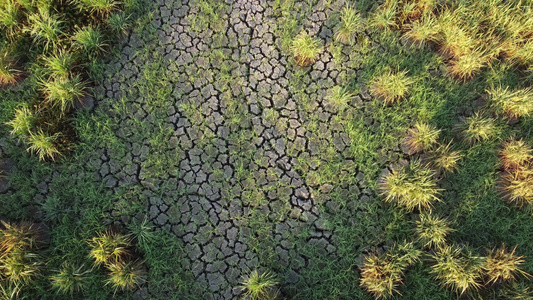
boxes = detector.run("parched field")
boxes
[1,0,533,299]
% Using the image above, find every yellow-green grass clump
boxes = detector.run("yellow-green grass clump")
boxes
[290,31,323,67]
[487,86,533,119]
[50,262,91,295]
[403,122,440,154]
[430,142,462,172]
[26,130,62,161]
[239,270,279,300]
[370,70,413,105]
[483,245,530,285]
[416,212,454,249]
[335,5,364,44]
[431,244,484,295]
[105,260,144,292]
[499,139,533,171]
[88,231,131,266]
[360,242,421,299]
[458,113,497,145]
[379,160,441,211]
[501,165,533,209]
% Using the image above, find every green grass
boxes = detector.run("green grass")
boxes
[0,0,533,299]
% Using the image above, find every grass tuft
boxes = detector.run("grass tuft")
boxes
[50,262,91,295]
[416,212,454,249]
[487,86,533,119]
[40,74,88,114]
[290,31,323,67]
[239,270,279,300]
[483,245,530,285]
[335,5,364,44]
[26,130,62,161]
[105,260,144,293]
[431,244,484,295]
[379,160,441,211]
[429,142,463,172]
[403,121,440,154]
[500,139,533,171]
[457,112,497,145]
[5,105,34,140]
[88,231,130,266]
[370,70,413,105]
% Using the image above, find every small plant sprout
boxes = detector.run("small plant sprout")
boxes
[370,70,413,105]
[6,105,34,139]
[105,261,144,292]
[431,244,484,295]
[40,74,87,114]
[73,26,107,57]
[26,130,62,161]
[379,160,441,211]
[335,5,364,43]
[500,139,533,171]
[501,165,533,208]
[290,31,323,67]
[239,270,279,300]
[416,212,454,249]
[483,245,530,284]
[50,262,90,295]
[458,113,497,145]
[403,122,440,154]
[487,86,533,119]
[25,6,64,51]
[0,51,19,85]
[327,86,353,111]
[42,50,75,77]
[430,142,463,172]
[88,231,131,266]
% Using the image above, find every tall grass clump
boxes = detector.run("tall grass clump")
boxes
[483,245,530,284]
[25,7,64,51]
[379,160,441,211]
[402,15,438,48]
[5,105,34,139]
[327,86,353,111]
[335,5,364,44]
[430,142,462,172]
[26,130,62,161]
[499,139,533,171]
[431,244,484,295]
[370,70,413,105]
[50,262,90,295]
[457,113,498,145]
[239,270,279,300]
[40,74,87,114]
[487,86,533,119]
[88,231,131,266]
[360,242,421,299]
[0,0,20,37]
[290,31,323,67]
[501,165,533,209]
[73,26,107,57]
[0,221,41,286]
[105,261,144,293]
[416,212,453,249]
[75,0,120,17]
[42,50,75,77]
[0,51,19,85]
[403,122,440,154]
